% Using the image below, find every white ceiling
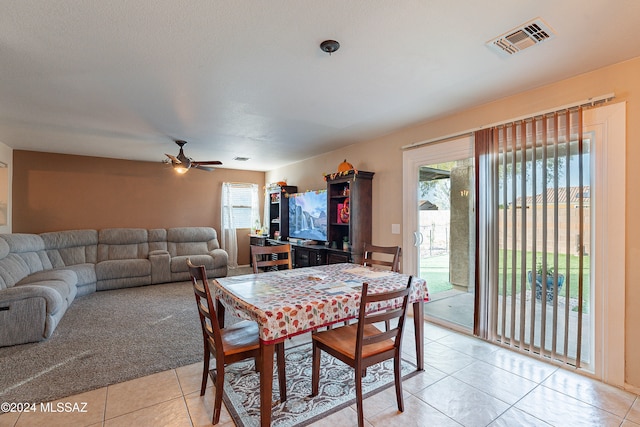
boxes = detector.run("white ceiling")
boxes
[2,1,640,171]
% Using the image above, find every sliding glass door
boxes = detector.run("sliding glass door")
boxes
[403,137,475,331]
[403,102,625,384]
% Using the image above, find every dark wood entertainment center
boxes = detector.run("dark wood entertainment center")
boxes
[249,237,351,268]
[251,170,373,269]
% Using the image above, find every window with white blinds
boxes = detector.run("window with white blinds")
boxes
[222,183,259,229]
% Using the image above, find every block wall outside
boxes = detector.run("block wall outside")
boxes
[498,205,591,256]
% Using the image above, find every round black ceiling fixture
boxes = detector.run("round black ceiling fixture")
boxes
[320,40,340,55]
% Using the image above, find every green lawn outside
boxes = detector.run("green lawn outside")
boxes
[498,250,590,302]
[419,254,453,294]
[419,250,590,306]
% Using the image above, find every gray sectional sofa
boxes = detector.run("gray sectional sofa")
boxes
[0,227,228,347]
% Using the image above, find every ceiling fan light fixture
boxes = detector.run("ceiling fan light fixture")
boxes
[164,140,222,173]
[320,40,340,55]
[173,164,189,174]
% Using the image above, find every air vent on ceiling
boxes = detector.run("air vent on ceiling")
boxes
[487,18,555,56]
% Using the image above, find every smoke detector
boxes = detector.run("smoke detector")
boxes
[487,18,555,56]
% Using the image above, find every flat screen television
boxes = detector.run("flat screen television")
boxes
[288,190,328,242]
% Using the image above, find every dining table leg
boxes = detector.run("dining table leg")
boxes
[412,300,424,370]
[215,299,226,328]
[259,341,274,427]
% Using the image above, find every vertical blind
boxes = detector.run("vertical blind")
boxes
[475,107,587,368]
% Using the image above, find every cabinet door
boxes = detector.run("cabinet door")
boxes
[300,248,310,268]
[327,251,350,265]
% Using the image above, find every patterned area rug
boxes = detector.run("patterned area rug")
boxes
[223,342,418,427]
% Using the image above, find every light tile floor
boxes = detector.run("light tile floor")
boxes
[2,321,639,427]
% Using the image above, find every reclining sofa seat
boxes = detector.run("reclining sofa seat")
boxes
[0,234,77,345]
[167,227,228,281]
[96,228,152,291]
[41,229,98,296]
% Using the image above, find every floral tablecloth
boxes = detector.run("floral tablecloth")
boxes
[213,263,429,343]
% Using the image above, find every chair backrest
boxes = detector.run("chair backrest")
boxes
[250,244,292,273]
[362,243,401,272]
[187,259,223,356]
[355,277,412,362]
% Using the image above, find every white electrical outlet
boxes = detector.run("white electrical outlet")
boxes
[391,224,400,234]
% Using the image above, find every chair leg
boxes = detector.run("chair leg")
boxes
[276,343,287,402]
[394,355,404,412]
[212,359,225,425]
[254,355,261,372]
[310,343,321,396]
[200,345,210,396]
[355,368,365,427]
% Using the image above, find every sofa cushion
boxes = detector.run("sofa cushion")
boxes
[0,254,30,290]
[41,230,98,266]
[0,234,52,289]
[1,234,52,272]
[1,233,46,253]
[148,228,168,252]
[59,264,97,296]
[170,254,220,273]
[96,259,151,280]
[167,227,220,256]
[17,269,77,287]
[98,228,149,261]
[0,237,9,259]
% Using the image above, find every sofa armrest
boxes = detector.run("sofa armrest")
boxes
[0,285,64,317]
[149,250,171,284]
[209,248,228,268]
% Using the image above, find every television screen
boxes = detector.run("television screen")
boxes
[288,190,328,241]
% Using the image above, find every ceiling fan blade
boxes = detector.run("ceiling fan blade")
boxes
[165,153,181,164]
[192,164,215,171]
[192,160,223,165]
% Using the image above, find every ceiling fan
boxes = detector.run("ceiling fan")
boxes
[164,140,222,173]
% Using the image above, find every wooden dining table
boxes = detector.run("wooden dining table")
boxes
[212,263,429,427]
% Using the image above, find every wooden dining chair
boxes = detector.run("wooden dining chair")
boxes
[187,259,287,425]
[251,243,292,273]
[362,243,401,272]
[310,277,413,427]
[361,243,402,329]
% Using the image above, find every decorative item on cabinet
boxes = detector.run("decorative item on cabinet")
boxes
[339,198,350,224]
[338,159,354,172]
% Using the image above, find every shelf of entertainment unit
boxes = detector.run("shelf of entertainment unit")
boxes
[266,185,296,240]
[325,170,374,264]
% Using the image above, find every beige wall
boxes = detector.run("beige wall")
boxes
[267,56,640,388]
[12,151,265,265]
